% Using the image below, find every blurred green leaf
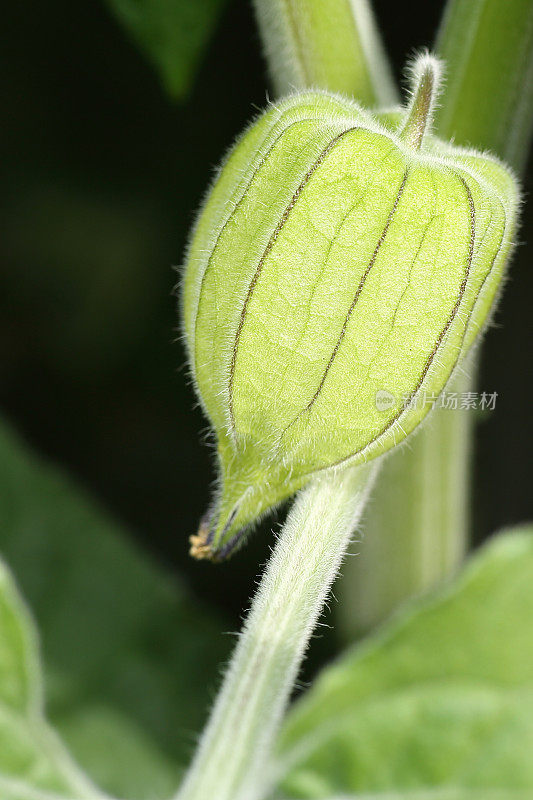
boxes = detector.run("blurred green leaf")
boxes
[0,418,229,798]
[277,793,533,800]
[56,704,177,799]
[276,528,533,799]
[104,0,227,97]
[0,558,102,800]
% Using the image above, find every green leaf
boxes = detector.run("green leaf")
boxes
[56,704,177,800]
[105,0,227,97]
[0,558,102,800]
[276,528,533,799]
[0,418,229,798]
[277,793,533,800]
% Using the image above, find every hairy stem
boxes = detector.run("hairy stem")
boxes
[252,0,397,105]
[341,0,533,635]
[175,466,375,800]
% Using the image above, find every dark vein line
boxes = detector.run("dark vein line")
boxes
[308,171,477,475]
[275,146,397,394]
[355,174,440,390]
[283,168,410,436]
[193,115,317,366]
[356,221,433,393]
[227,126,363,435]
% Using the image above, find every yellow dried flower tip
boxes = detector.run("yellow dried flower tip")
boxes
[182,54,519,560]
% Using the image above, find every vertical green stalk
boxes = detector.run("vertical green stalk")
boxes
[436,0,533,171]
[252,0,397,105]
[340,0,533,636]
[175,466,374,800]
[340,367,473,637]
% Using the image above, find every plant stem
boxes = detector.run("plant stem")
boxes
[340,0,533,636]
[175,465,375,800]
[252,0,397,105]
[339,368,473,638]
[435,0,533,172]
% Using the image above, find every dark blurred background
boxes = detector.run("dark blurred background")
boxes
[1,0,531,632]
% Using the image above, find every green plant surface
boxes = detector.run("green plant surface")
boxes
[54,706,177,800]
[276,527,533,799]
[338,364,474,638]
[278,793,533,800]
[0,418,229,799]
[252,0,397,105]
[436,0,533,171]
[0,557,103,800]
[175,465,375,800]
[183,63,518,558]
[104,0,227,97]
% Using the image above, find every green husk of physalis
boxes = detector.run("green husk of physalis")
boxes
[182,53,519,561]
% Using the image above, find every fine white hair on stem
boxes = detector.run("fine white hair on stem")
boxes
[175,463,377,800]
[400,51,444,149]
